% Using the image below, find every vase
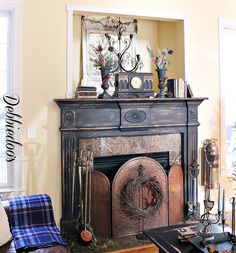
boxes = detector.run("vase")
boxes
[156,69,167,98]
[99,67,112,99]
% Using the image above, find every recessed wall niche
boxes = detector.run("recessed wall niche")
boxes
[72,12,185,95]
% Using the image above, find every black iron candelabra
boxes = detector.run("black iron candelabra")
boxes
[104,18,143,73]
[191,200,221,246]
[188,160,222,246]
[82,16,143,73]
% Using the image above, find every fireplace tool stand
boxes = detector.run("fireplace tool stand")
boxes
[222,197,236,252]
[71,148,97,250]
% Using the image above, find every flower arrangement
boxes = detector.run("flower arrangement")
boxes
[146,45,173,70]
[90,44,116,68]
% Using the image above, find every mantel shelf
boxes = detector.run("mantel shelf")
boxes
[54,97,208,103]
[54,97,207,135]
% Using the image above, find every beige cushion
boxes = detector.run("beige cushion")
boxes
[0,201,12,246]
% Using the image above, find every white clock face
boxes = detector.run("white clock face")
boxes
[131,76,142,89]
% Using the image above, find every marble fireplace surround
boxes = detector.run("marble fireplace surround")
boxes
[54,97,206,239]
[79,134,181,163]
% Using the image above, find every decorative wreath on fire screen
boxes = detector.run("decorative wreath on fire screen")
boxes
[120,164,163,219]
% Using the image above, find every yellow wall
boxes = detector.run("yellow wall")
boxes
[21,0,236,224]
[22,0,67,224]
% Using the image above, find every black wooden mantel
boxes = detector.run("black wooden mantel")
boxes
[54,97,207,236]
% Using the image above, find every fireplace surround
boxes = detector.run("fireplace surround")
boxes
[54,97,206,240]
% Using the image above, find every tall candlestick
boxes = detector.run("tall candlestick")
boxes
[218,182,221,211]
[232,197,235,236]
[136,41,139,55]
[222,189,225,220]
[193,178,196,206]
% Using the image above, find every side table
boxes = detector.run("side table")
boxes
[143,222,230,253]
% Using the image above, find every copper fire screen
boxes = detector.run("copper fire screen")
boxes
[90,157,183,238]
[112,157,168,237]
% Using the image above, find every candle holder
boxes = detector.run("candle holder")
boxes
[222,197,236,253]
[191,200,221,246]
[187,160,200,219]
[188,160,222,246]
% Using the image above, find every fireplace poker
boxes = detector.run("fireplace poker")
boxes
[87,149,93,226]
[75,150,84,230]
[77,149,83,224]
[71,148,77,218]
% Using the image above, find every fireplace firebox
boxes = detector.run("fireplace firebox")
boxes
[54,97,206,240]
[94,151,169,182]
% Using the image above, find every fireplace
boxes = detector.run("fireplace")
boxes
[54,97,206,240]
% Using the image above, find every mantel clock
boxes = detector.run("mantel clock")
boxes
[114,72,154,98]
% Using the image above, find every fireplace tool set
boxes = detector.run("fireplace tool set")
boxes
[71,148,97,249]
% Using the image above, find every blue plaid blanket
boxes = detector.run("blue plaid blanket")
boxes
[9,194,66,251]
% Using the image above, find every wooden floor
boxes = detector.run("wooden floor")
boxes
[106,243,158,253]
[71,234,158,253]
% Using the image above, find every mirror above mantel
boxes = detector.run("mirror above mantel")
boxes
[66,5,186,98]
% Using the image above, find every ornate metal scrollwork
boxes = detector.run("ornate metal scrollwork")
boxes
[64,111,74,126]
[124,109,146,123]
[82,16,143,73]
